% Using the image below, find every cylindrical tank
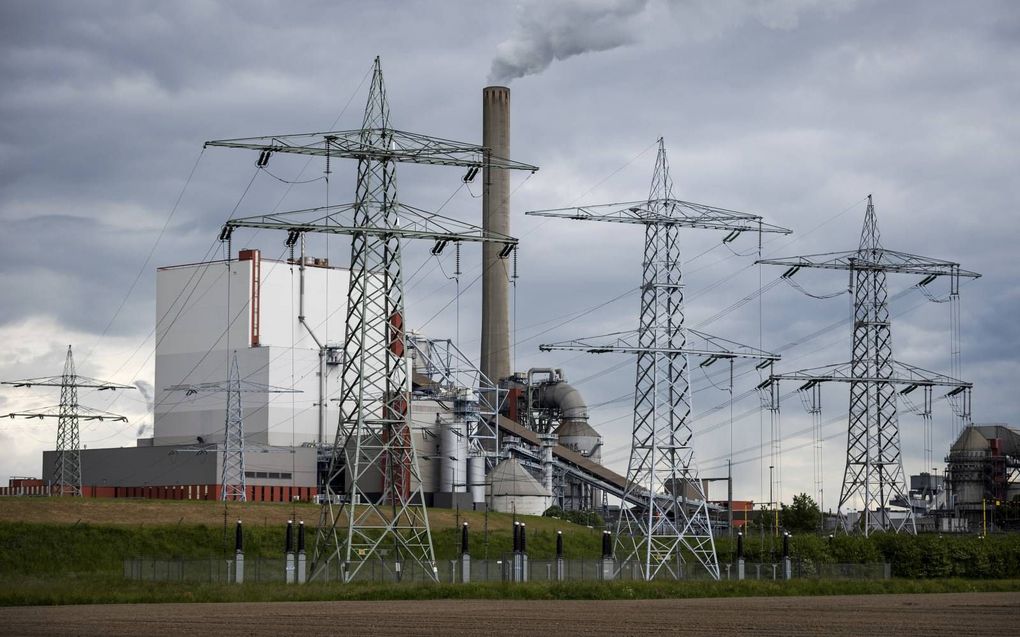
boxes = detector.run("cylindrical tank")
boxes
[555,419,602,462]
[439,418,467,492]
[468,455,486,505]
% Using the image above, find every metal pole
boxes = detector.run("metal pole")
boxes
[982,498,987,537]
[297,520,307,584]
[769,464,775,537]
[727,459,733,538]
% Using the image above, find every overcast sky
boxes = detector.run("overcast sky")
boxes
[1,0,1017,507]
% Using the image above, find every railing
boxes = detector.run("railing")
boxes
[124,557,890,584]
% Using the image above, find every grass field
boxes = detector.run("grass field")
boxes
[0,497,605,574]
[0,496,580,533]
[2,497,1019,607]
[2,573,1020,607]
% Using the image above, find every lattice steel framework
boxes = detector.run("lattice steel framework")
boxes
[759,195,979,534]
[407,335,504,463]
[206,57,535,582]
[527,139,789,580]
[2,345,133,496]
[165,351,299,501]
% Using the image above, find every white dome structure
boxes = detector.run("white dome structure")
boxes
[487,458,552,515]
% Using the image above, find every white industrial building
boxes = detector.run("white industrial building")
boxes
[152,249,347,448]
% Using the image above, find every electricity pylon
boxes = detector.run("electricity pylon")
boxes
[2,345,134,496]
[758,195,979,534]
[527,139,790,580]
[166,351,300,501]
[206,57,536,582]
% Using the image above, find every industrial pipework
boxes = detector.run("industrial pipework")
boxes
[528,368,589,429]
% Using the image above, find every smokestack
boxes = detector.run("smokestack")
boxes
[481,86,511,385]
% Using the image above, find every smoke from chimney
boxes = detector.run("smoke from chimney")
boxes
[487,0,847,84]
[488,0,648,84]
[134,379,155,413]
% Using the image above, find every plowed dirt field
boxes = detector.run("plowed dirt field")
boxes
[2,591,1017,635]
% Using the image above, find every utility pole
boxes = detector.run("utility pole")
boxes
[3,345,134,496]
[527,139,790,580]
[758,195,980,535]
[206,57,536,583]
[166,351,299,501]
[727,459,733,539]
[769,464,775,537]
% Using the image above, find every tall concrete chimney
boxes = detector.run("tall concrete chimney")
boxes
[481,86,511,384]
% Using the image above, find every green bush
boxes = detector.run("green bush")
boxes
[542,506,604,528]
[713,530,1020,579]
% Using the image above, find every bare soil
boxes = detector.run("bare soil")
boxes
[2,592,1017,636]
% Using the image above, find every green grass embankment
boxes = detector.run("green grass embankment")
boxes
[2,498,1020,606]
[0,518,604,576]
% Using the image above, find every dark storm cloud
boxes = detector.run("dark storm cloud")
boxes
[0,0,1018,499]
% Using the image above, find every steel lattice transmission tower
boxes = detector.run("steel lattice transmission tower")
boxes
[759,195,979,534]
[166,351,299,501]
[527,139,789,580]
[2,345,134,496]
[206,57,536,582]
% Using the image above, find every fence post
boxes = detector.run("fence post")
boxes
[782,532,792,580]
[737,531,745,580]
[235,520,245,584]
[285,520,295,584]
[520,523,528,582]
[555,531,565,581]
[297,521,307,584]
[600,531,616,581]
[460,522,471,584]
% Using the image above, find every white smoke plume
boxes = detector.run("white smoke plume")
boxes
[134,377,154,436]
[487,0,854,84]
[134,379,154,438]
[488,0,650,84]
[134,379,154,413]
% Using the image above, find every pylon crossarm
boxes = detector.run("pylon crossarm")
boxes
[526,199,791,234]
[169,444,293,455]
[769,360,972,388]
[5,405,128,422]
[206,127,538,171]
[2,376,135,390]
[223,201,517,248]
[539,328,780,361]
[758,248,980,278]
[164,381,301,394]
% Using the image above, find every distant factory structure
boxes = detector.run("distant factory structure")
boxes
[943,424,1020,530]
[4,81,625,520]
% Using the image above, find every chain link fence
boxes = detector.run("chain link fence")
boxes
[125,556,890,584]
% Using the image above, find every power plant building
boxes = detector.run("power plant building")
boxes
[945,424,1020,530]
[153,249,347,448]
[5,84,624,515]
